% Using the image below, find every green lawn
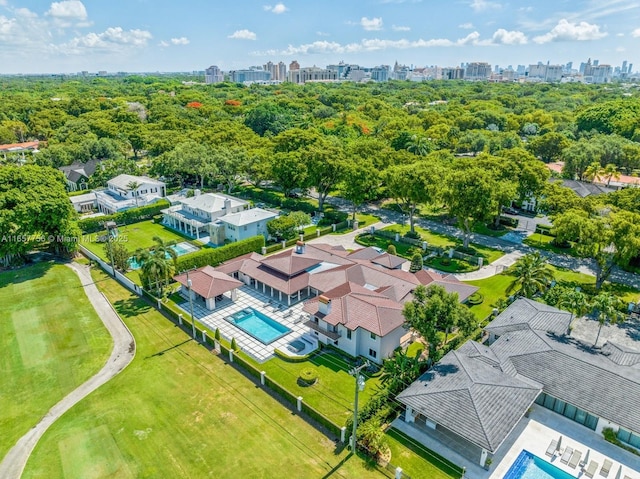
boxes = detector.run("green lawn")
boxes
[22,266,385,479]
[0,262,112,459]
[259,351,383,427]
[385,428,462,479]
[380,225,504,264]
[425,257,478,274]
[81,220,198,261]
[464,265,640,321]
[523,233,577,256]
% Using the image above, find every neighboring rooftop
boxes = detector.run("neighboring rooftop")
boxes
[218,207,277,226]
[174,265,243,299]
[108,174,164,190]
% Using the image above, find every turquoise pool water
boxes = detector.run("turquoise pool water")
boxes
[504,450,576,479]
[128,241,199,269]
[225,308,291,344]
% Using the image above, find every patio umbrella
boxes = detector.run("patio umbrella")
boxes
[615,465,622,479]
[582,449,590,467]
[557,436,562,451]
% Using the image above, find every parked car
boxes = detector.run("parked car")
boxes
[503,207,518,215]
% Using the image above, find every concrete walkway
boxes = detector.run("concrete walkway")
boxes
[0,263,136,479]
[453,251,525,281]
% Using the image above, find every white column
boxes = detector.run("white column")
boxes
[480,449,488,467]
[405,406,415,423]
[260,371,266,385]
[297,396,302,412]
[340,427,346,443]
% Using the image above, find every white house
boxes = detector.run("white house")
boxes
[95,174,166,215]
[218,208,277,243]
[69,192,97,213]
[161,192,249,243]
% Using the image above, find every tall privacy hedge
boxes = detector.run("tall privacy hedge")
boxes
[78,200,170,233]
[176,235,265,270]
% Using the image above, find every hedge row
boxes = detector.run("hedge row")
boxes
[176,235,265,270]
[302,402,342,437]
[78,200,170,233]
[273,348,314,362]
[535,224,556,236]
[498,216,519,228]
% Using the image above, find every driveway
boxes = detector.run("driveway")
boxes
[0,263,136,479]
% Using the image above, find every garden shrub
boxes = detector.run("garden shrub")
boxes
[299,367,318,386]
[441,257,451,266]
[602,427,640,456]
[176,235,265,270]
[387,244,397,255]
[467,292,484,305]
[78,200,170,233]
[231,337,239,351]
[404,230,421,240]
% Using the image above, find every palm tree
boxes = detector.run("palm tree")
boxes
[591,292,624,346]
[583,162,603,184]
[557,289,589,332]
[506,252,555,299]
[602,163,621,186]
[134,237,178,295]
[380,349,427,394]
[126,180,142,207]
[406,134,432,156]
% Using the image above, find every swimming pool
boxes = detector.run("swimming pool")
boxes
[225,308,291,344]
[504,450,576,479]
[128,241,199,269]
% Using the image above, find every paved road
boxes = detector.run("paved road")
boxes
[317,194,640,290]
[0,263,136,479]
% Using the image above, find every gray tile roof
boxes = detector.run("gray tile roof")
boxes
[398,298,640,454]
[485,298,572,336]
[218,207,277,226]
[397,349,541,453]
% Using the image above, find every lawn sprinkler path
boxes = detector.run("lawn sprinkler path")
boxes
[0,262,136,479]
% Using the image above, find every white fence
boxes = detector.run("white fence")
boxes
[79,245,142,296]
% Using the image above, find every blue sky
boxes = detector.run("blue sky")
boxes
[1,0,639,73]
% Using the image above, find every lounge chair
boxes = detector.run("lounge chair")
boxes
[545,439,558,457]
[560,447,573,464]
[599,459,612,477]
[568,450,582,469]
[584,461,598,478]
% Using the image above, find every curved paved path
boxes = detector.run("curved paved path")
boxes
[0,263,136,479]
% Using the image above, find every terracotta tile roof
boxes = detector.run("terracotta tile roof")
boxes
[260,249,322,276]
[173,266,243,299]
[303,283,406,336]
[0,140,40,151]
[370,252,407,269]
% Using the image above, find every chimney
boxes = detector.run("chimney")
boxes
[318,295,331,315]
[224,198,232,212]
[295,240,305,254]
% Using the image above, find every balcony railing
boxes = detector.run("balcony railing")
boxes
[304,320,341,340]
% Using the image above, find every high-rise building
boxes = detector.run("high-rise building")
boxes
[277,61,287,81]
[229,67,271,83]
[622,60,628,74]
[629,64,634,74]
[464,62,492,80]
[205,65,224,84]
[527,63,563,82]
[370,65,390,82]
[583,60,612,83]
[288,66,337,84]
[441,67,465,80]
[289,60,300,71]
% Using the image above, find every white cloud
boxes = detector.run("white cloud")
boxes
[58,27,152,54]
[361,17,383,31]
[392,25,411,31]
[632,28,640,37]
[263,3,287,14]
[459,22,474,29]
[470,0,501,12]
[491,28,527,44]
[228,29,256,40]
[0,0,7,6]
[159,40,168,47]
[253,32,484,56]
[46,0,87,20]
[533,19,607,44]
[316,31,330,36]
[170,36,189,45]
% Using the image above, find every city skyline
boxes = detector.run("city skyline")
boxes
[1,0,639,74]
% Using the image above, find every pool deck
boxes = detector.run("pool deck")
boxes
[393,407,640,479]
[174,286,313,362]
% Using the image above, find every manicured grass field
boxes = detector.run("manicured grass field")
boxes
[81,220,198,261]
[464,265,640,321]
[0,262,112,459]
[381,224,504,264]
[385,428,462,479]
[22,267,385,479]
[259,351,383,426]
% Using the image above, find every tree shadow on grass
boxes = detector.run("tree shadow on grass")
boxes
[0,259,55,289]
[114,298,151,318]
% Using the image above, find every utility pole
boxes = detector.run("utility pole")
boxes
[186,270,196,339]
[349,361,369,452]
